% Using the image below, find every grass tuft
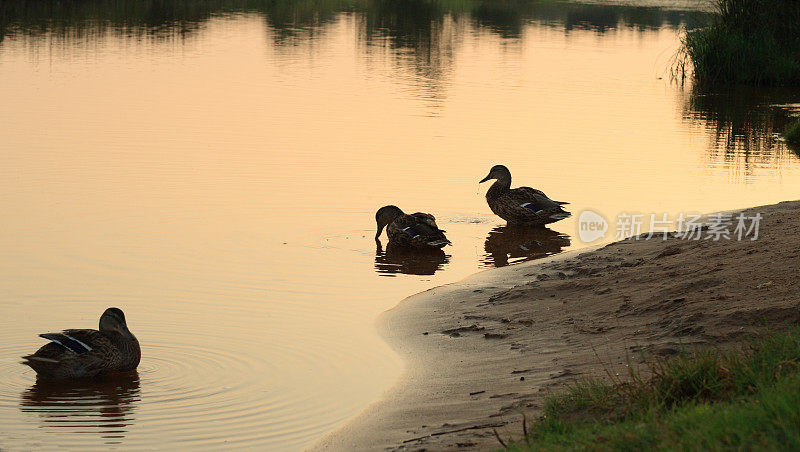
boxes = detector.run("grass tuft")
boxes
[506,328,800,450]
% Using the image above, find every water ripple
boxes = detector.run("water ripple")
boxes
[0,323,369,450]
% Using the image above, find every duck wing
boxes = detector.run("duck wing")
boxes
[409,213,450,245]
[389,213,451,248]
[410,212,447,231]
[504,187,571,222]
[22,329,121,378]
[517,187,569,205]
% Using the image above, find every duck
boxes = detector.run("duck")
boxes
[21,307,141,379]
[375,205,451,249]
[479,164,571,226]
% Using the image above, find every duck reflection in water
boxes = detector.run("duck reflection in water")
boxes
[375,242,450,276]
[483,225,570,267]
[20,371,140,443]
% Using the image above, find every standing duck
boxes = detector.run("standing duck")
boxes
[479,165,570,226]
[375,205,451,249]
[21,308,141,379]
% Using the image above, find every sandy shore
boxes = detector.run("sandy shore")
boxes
[315,200,800,451]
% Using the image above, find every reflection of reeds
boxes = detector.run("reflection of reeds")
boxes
[1,0,712,43]
[1,0,713,106]
[360,0,463,84]
[0,0,360,42]
[0,0,712,114]
[682,85,800,178]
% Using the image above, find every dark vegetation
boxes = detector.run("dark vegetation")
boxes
[0,0,709,44]
[684,86,799,165]
[502,328,800,450]
[0,0,709,96]
[786,120,800,147]
[4,1,790,168]
[681,0,800,86]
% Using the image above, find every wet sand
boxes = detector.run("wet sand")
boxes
[316,200,800,450]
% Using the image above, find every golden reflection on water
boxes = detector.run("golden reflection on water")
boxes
[681,86,800,183]
[0,0,799,450]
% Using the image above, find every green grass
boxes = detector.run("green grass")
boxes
[680,0,800,86]
[786,120,800,146]
[503,328,800,450]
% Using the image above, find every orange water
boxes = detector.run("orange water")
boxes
[1,2,799,450]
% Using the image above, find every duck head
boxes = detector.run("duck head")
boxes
[479,164,511,183]
[99,307,136,340]
[375,205,405,241]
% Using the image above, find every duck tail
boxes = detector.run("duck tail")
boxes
[20,355,60,374]
[427,239,451,248]
[549,211,571,221]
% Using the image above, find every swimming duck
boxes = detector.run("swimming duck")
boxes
[21,308,141,379]
[375,205,451,249]
[479,165,570,226]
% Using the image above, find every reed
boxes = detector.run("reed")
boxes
[680,0,800,86]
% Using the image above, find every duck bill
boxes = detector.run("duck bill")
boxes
[479,174,491,183]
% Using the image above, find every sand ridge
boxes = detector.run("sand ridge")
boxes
[316,200,800,451]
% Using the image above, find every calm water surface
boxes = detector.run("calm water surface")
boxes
[1,0,799,449]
